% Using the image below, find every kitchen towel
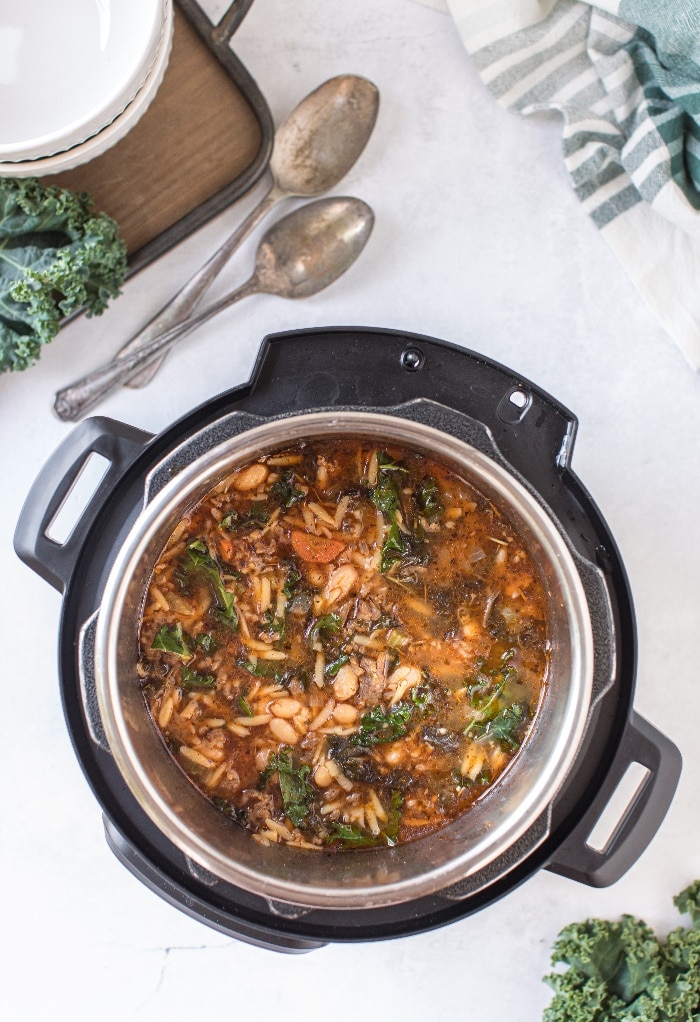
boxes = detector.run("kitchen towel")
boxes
[445,0,700,369]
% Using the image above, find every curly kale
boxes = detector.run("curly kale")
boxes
[674,881,700,929]
[0,178,127,372]
[543,882,700,1021]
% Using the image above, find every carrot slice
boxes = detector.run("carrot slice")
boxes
[218,535,235,562]
[290,530,346,563]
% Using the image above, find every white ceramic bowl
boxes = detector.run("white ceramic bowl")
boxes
[0,0,170,162]
[0,1,173,177]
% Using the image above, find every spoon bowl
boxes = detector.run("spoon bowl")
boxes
[270,75,380,196]
[117,74,379,387]
[254,195,375,298]
[54,197,375,422]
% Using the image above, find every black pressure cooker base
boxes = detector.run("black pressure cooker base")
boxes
[16,327,681,951]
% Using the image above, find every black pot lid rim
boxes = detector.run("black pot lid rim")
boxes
[42,327,640,942]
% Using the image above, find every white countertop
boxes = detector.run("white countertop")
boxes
[2,0,698,1017]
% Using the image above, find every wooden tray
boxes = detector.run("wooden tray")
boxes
[48,0,273,278]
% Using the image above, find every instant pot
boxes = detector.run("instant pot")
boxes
[15,328,681,951]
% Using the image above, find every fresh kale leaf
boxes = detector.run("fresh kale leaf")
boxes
[151,623,193,663]
[262,748,314,827]
[0,178,127,372]
[543,887,700,1022]
[675,881,700,929]
[352,703,414,746]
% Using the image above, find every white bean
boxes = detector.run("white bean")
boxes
[232,463,268,491]
[333,702,358,724]
[269,717,299,745]
[333,665,359,701]
[271,698,302,719]
[314,764,333,787]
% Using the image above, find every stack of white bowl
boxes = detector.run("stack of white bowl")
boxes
[0,0,173,176]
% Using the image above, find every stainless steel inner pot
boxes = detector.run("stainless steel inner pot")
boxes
[94,410,595,909]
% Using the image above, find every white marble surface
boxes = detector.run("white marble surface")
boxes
[2,0,699,1017]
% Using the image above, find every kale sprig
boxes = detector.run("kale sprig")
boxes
[269,469,304,508]
[181,665,215,689]
[543,882,700,1021]
[261,748,315,827]
[369,450,404,521]
[416,476,444,521]
[219,505,269,531]
[151,622,193,663]
[465,702,529,751]
[0,178,127,372]
[181,539,238,628]
[379,521,405,573]
[368,451,435,577]
[307,613,342,649]
[328,792,404,848]
[352,703,414,746]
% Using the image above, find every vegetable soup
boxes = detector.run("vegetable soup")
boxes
[138,439,549,850]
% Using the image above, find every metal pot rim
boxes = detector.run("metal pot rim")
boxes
[94,409,596,908]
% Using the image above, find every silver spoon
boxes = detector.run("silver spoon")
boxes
[117,73,379,388]
[54,196,374,422]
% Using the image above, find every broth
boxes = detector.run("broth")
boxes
[138,439,549,850]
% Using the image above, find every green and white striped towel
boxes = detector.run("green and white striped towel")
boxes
[445,0,700,369]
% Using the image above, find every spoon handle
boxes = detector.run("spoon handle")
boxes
[54,278,260,422]
[116,184,281,389]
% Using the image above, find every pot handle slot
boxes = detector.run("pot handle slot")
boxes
[546,711,681,887]
[14,416,152,593]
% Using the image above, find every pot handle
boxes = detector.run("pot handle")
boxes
[14,416,152,594]
[102,817,325,953]
[546,712,681,887]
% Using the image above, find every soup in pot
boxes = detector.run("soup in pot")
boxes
[138,439,549,850]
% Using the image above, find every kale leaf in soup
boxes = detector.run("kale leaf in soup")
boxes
[138,440,549,850]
